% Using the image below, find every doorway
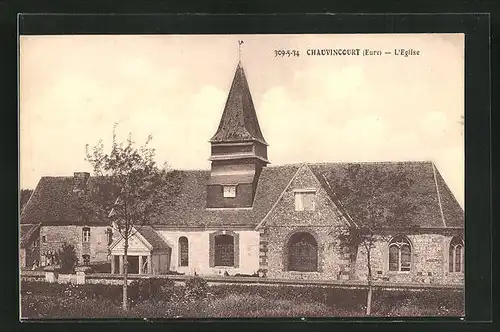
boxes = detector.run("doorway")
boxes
[127,256,139,274]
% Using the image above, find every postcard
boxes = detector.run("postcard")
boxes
[19,32,465,319]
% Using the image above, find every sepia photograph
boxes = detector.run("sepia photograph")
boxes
[19,33,465,319]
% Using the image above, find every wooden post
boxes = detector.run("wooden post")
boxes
[119,255,124,274]
[147,255,152,275]
[138,255,143,274]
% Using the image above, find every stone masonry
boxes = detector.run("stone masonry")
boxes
[262,165,352,280]
[354,233,464,284]
[39,225,111,265]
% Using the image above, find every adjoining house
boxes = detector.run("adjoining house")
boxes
[20,173,113,268]
[20,60,464,284]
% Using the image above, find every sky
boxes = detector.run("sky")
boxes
[19,34,464,207]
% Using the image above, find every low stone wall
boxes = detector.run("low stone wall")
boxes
[20,270,45,282]
[29,269,88,285]
[20,270,464,291]
[85,273,463,291]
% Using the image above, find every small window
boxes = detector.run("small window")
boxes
[449,236,464,273]
[294,190,316,211]
[82,227,90,242]
[388,235,411,272]
[82,254,90,266]
[41,236,46,243]
[179,237,189,267]
[223,185,236,198]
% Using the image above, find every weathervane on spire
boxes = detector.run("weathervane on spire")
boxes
[238,40,244,63]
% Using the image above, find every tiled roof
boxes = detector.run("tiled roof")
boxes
[150,165,300,227]
[20,176,110,226]
[434,167,464,228]
[21,162,463,230]
[136,226,171,250]
[309,161,464,229]
[210,62,268,145]
[20,223,40,248]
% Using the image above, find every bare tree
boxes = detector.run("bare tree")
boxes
[328,164,421,315]
[83,125,181,310]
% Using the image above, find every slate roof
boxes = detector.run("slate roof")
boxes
[309,161,464,229]
[21,162,463,230]
[20,176,110,226]
[210,62,268,145]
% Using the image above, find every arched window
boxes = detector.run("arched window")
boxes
[214,234,234,266]
[388,235,411,272]
[179,236,189,267]
[287,232,318,272]
[449,236,464,273]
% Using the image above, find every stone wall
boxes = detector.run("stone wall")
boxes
[40,225,110,265]
[259,165,464,286]
[353,233,464,285]
[262,165,352,280]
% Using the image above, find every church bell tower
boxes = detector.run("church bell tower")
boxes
[206,52,269,209]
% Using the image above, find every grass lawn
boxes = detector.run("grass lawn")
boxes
[20,281,464,319]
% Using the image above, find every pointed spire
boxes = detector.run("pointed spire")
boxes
[210,56,268,145]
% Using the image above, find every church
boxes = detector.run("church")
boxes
[20,60,464,285]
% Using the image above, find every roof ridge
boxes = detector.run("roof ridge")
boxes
[306,160,434,166]
[40,175,74,179]
[264,161,434,168]
[265,163,303,168]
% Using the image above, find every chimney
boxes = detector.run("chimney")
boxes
[73,172,90,192]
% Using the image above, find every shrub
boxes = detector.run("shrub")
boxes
[128,278,174,304]
[159,278,176,300]
[185,277,208,301]
[58,243,78,273]
[75,266,93,273]
[89,262,111,273]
